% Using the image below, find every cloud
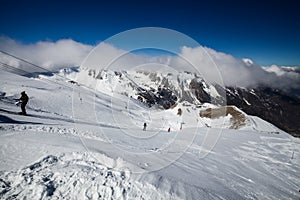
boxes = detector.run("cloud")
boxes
[0,36,299,91]
[0,36,93,72]
[82,42,299,91]
[171,46,300,91]
[261,65,300,91]
[81,42,151,71]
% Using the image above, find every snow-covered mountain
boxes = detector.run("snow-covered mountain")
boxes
[242,58,254,66]
[73,67,300,137]
[75,68,226,106]
[0,69,299,199]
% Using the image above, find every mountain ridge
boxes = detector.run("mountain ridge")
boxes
[73,68,299,137]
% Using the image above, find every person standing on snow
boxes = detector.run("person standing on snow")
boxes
[15,91,29,115]
[143,122,147,131]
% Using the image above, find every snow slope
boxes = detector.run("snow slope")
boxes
[0,70,300,199]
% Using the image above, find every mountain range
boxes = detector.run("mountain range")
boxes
[73,66,300,137]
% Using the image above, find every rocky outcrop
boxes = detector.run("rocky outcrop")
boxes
[200,106,246,129]
[226,87,300,137]
[137,86,178,109]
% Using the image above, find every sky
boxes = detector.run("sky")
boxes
[0,0,300,66]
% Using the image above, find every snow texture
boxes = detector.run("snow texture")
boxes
[0,70,299,199]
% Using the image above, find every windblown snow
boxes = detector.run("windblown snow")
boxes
[0,69,299,200]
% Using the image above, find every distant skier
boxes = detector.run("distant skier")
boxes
[143,122,147,131]
[15,91,29,115]
[168,127,171,132]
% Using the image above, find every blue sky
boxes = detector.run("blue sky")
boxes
[0,0,299,66]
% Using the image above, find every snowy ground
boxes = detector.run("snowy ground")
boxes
[0,70,300,199]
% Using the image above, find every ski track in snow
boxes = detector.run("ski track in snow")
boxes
[0,124,109,142]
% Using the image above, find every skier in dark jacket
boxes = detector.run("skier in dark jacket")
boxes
[16,91,29,115]
[143,122,147,131]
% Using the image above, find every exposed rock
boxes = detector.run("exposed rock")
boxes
[189,78,211,103]
[200,106,246,129]
[226,86,300,137]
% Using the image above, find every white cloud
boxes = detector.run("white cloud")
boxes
[81,42,151,71]
[0,36,299,91]
[172,46,299,91]
[0,36,93,72]
[263,65,288,76]
[261,64,300,91]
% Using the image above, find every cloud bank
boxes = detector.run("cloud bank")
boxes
[83,42,299,91]
[0,36,299,91]
[179,46,300,91]
[0,36,92,72]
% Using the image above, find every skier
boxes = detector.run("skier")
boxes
[168,127,171,132]
[15,91,29,115]
[143,122,147,131]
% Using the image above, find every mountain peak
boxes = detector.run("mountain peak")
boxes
[242,58,254,66]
